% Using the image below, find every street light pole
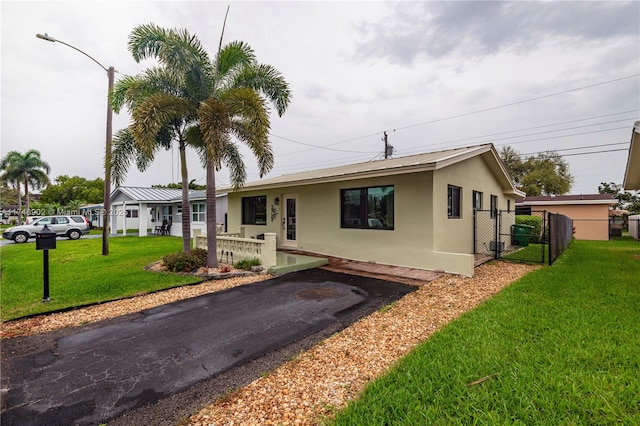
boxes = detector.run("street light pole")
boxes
[36,33,113,255]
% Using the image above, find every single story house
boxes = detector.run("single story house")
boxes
[515,194,617,240]
[623,120,639,191]
[223,143,524,276]
[107,186,228,237]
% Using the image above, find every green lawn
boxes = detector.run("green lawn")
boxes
[0,236,200,320]
[331,239,640,425]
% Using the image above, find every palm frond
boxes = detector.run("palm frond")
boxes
[232,63,292,117]
[131,93,196,157]
[219,140,247,189]
[128,23,168,63]
[197,97,231,159]
[216,41,256,81]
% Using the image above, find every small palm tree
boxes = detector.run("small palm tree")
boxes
[111,24,214,253]
[0,150,50,220]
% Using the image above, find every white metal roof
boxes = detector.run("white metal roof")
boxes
[111,187,183,202]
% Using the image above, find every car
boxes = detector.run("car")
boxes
[2,215,90,243]
[23,216,42,225]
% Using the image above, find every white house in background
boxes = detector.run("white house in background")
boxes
[108,186,228,237]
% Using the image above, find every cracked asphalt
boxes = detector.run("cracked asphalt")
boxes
[1,269,416,425]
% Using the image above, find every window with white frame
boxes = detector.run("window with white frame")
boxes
[192,203,205,222]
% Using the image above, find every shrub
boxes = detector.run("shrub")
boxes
[163,248,208,272]
[516,215,543,243]
[234,257,261,271]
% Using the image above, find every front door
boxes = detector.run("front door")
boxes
[282,194,298,247]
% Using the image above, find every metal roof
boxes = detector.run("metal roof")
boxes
[111,187,183,202]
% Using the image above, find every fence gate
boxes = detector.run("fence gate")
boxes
[474,209,547,264]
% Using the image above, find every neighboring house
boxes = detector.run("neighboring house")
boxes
[108,186,228,237]
[515,194,617,241]
[623,120,639,191]
[224,144,523,276]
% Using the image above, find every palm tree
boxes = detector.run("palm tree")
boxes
[111,24,214,253]
[122,24,291,267]
[0,150,51,221]
[198,41,291,267]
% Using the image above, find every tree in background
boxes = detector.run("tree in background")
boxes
[40,175,104,206]
[152,180,206,190]
[598,182,640,214]
[499,147,574,196]
[0,149,50,219]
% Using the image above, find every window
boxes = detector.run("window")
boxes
[490,195,498,217]
[192,203,205,222]
[162,205,173,225]
[448,185,461,218]
[341,185,394,230]
[472,190,483,210]
[507,199,511,212]
[125,209,138,218]
[242,196,267,225]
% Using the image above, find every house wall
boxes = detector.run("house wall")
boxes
[524,203,611,240]
[433,155,519,256]
[228,172,453,270]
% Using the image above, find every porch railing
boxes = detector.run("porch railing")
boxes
[193,229,277,267]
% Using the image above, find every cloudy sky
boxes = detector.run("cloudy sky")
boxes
[2,1,639,195]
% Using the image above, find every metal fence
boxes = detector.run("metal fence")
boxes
[474,209,573,265]
[548,212,573,264]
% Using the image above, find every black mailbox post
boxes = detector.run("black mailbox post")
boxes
[36,225,56,302]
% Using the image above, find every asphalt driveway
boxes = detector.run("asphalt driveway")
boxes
[1,269,416,425]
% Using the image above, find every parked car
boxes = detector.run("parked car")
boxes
[2,215,90,243]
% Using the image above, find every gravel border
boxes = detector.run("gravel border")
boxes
[1,261,537,425]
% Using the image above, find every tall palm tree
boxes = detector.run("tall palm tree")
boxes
[111,24,214,253]
[0,149,50,220]
[198,41,291,267]
[123,24,291,267]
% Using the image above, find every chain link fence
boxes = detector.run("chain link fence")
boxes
[475,209,572,265]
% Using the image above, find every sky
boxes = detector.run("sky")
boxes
[1,0,639,195]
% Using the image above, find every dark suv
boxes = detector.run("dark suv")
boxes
[2,215,91,243]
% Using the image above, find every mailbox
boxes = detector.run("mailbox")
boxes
[36,225,57,250]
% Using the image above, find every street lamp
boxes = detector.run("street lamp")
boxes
[36,33,114,256]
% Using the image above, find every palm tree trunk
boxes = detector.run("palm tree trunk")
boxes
[23,173,29,221]
[179,144,191,253]
[206,157,218,268]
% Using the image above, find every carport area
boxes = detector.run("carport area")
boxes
[1,269,416,426]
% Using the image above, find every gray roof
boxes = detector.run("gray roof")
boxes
[111,187,183,202]
[111,186,228,203]
[227,143,523,195]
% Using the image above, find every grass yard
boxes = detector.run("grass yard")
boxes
[0,236,200,320]
[501,243,546,263]
[332,239,640,425]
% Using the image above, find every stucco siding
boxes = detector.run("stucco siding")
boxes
[228,172,477,275]
[528,203,610,240]
[433,156,517,254]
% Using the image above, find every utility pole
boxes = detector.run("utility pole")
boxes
[383,131,393,159]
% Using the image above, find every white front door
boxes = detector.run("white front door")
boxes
[282,194,298,247]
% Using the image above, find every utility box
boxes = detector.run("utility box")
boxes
[36,225,57,250]
[512,224,534,247]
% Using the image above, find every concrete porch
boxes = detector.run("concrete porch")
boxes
[268,251,329,275]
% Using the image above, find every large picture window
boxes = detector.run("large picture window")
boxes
[341,185,394,230]
[242,196,267,225]
[448,185,461,219]
[192,203,205,222]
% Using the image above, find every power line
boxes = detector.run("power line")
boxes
[389,74,640,133]
[521,142,629,156]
